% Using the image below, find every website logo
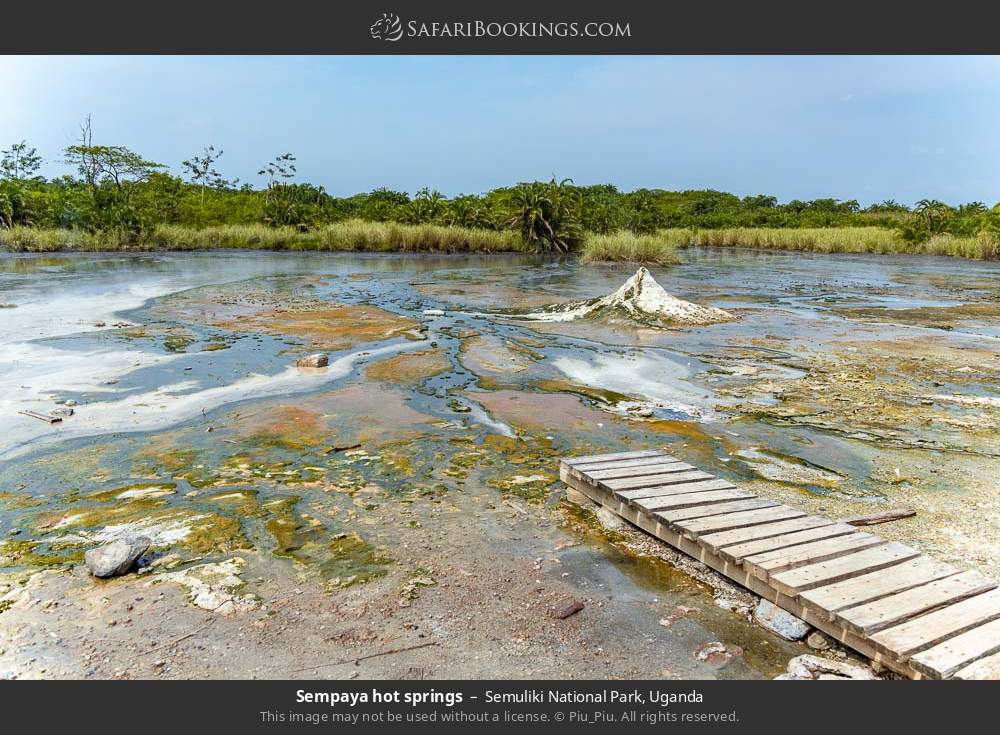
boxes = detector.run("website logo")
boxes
[370,13,404,42]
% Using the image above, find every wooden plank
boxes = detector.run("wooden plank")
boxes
[719,523,857,564]
[18,410,62,424]
[675,505,806,537]
[951,650,1000,680]
[799,555,958,617]
[697,516,837,553]
[561,471,923,680]
[572,455,679,472]
[741,533,884,582]
[909,617,1000,679]
[870,589,1000,660]
[563,450,664,466]
[657,498,779,523]
[603,470,716,491]
[583,462,692,481]
[616,478,735,500]
[631,488,754,513]
[769,543,920,597]
[835,570,997,636]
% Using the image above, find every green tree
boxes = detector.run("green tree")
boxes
[504,178,581,253]
[182,145,237,199]
[1,141,42,180]
[63,116,164,232]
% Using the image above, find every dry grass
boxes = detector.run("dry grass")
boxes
[671,226,999,260]
[4,223,998,261]
[683,227,907,254]
[0,221,527,254]
[580,230,684,265]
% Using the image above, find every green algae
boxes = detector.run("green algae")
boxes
[163,334,195,353]
[0,491,45,510]
[0,539,82,569]
[88,481,178,502]
[320,532,391,589]
[531,378,631,406]
[399,567,436,601]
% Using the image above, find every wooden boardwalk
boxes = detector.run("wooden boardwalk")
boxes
[560,449,1000,680]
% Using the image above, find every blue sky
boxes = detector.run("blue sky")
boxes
[3,55,999,205]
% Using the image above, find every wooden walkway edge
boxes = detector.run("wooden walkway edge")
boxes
[560,450,1000,680]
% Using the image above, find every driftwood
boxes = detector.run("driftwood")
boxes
[842,507,917,526]
[323,443,362,455]
[18,410,62,424]
[291,641,438,673]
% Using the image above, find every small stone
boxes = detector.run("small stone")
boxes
[754,599,810,641]
[778,654,877,680]
[8,528,21,536]
[51,407,75,417]
[64,399,77,407]
[552,599,585,619]
[295,353,329,368]
[806,631,832,651]
[84,536,151,578]
[695,641,741,665]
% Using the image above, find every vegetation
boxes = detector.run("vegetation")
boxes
[2,123,999,260]
[581,230,682,265]
[0,221,526,254]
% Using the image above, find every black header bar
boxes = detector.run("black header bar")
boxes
[3,0,1000,54]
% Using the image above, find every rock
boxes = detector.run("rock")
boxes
[51,407,74,418]
[64,399,77,407]
[714,594,753,616]
[295,353,329,368]
[565,486,597,507]
[423,309,445,316]
[806,631,832,650]
[753,599,810,640]
[695,641,742,665]
[552,599,585,619]
[594,506,627,531]
[777,654,878,680]
[85,537,150,578]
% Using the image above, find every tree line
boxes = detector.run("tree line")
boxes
[2,122,999,253]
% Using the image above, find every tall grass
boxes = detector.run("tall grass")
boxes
[0,221,528,254]
[580,230,683,265]
[682,227,909,254]
[3,222,998,261]
[641,226,999,260]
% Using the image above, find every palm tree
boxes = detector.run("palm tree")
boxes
[505,178,581,253]
[914,199,951,232]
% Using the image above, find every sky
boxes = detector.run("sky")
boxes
[2,55,999,206]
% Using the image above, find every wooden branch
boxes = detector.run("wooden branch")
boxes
[842,507,916,527]
[291,641,438,673]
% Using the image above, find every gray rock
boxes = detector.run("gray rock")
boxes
[85,537,151,578]
[754,599,810,641]
[51,407,75,418]
[295,353,329,368]
[806,630,832,650]
[777,654,878,680]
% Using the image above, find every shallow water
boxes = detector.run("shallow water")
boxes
[2,247,999,678]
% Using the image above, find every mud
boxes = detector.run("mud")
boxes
[2,248,998,679]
